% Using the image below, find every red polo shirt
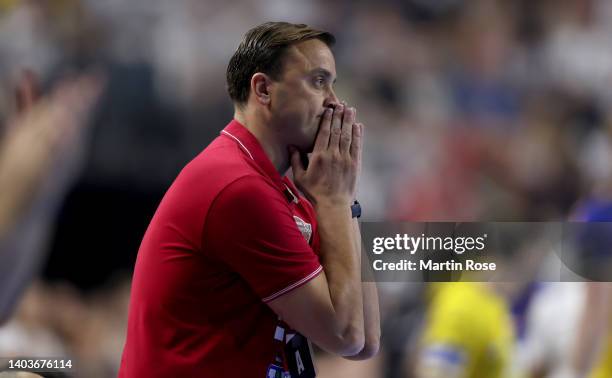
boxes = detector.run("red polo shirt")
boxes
[118,120,322,377]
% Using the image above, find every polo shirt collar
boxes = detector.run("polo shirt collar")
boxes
[221,119,285,189]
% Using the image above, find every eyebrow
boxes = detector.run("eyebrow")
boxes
[310,68,337,84]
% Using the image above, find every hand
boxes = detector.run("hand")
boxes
[0,71,103,237]
[0,72,102,182]
[290,103,363,208]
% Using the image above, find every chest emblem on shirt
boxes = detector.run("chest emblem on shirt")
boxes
[293,216,312,243]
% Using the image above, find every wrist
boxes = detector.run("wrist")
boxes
[314,200,352,214]
[313,199,361,220]
[312,195,353,209]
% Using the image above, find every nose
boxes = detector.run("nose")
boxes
[324,89,340,109]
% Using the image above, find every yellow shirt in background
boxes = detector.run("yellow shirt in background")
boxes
[420,282,515,378]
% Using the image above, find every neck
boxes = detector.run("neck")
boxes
[234,109,290,175]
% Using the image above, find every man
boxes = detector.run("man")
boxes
[119,22,380,377]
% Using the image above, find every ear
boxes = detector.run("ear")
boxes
[250,72,272,106]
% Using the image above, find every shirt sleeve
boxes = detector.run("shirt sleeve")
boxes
[203,175,322,302]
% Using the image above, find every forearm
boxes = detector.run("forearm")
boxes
[315,202,364,352]
[0,138,46,239]
[345,219,381,360]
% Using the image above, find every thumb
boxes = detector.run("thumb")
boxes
[289,146,305,177]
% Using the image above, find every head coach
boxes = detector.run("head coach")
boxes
[118,21,380,377]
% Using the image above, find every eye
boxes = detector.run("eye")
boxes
[313,76,326,87]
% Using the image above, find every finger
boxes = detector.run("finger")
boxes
[358,123,364,161]
[289,146,306,177]
[340,106,355,154]
[350,122,363,162]
[313,107,332,152]
[15,69,39,114]
[328,103,344,150]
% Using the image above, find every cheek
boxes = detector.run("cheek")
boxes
[272,85,322,141]
[275,95,312,124]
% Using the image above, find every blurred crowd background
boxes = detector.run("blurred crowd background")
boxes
[1,0,612,377]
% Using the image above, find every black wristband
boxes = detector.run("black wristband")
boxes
[351,200,361,219]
